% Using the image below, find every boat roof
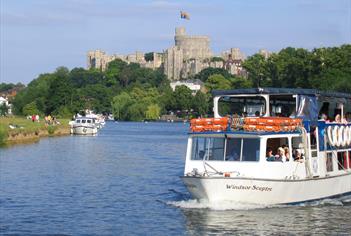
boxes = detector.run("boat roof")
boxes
[212,87,351,99]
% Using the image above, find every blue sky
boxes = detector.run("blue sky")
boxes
[1,0,350,84]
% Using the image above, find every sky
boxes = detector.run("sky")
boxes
[1,0,350,84]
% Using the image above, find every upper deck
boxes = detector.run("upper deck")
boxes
[211,87,351,122]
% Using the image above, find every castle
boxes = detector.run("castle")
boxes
[87,27,270,81]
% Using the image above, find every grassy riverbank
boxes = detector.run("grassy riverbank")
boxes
[0,116,71,146]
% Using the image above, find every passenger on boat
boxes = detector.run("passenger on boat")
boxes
[266,147,275,161]
[275,147,286,162]
[293,149,304,162]
[346,112,351,122]
[255,111,260,117]
[284,147,290,161]
[319,113,328,121]
[289,111,297,118]
[334,114,341,123]
[225,150,240,161]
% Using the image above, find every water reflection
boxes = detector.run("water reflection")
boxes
[181,200,351,235]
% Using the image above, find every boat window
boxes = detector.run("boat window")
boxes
[82,120,86,123]
[318,99,348,122]
[87,120,92,123]
[191,137,225,161]
[292,136,304,161]
[218,96,266,117]
[266,137,289,161]
[337,152,347,170]
[270,95,296,117]
[242,139,260,161]
[326,152,333,172]
[225,138,241,161]
[76,120,81,123]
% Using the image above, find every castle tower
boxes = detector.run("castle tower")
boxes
[174,27,212,60]
[164,27,212,80]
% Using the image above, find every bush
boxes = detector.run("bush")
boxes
[0,126,7,146]
[47,126,56,135]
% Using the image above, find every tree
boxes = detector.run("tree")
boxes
[242,54,268,87]
[46,67,73,115]
[0,103,9,116]
[231,76,253,89]
[194,67,231,82]
[22,101,40,116]
[205,74,232,91]
[126,102,145,121]
[144,52,154,61]
[111,92,133,120]
[145,104,161,120]
[173,85,193,111]
[192,91,210,116]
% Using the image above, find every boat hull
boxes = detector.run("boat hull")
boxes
[72,125,98,135]
[181,173,351,205]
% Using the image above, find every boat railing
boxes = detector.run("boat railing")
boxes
[319,121,351,150]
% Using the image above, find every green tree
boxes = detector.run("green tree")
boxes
[242,54,268,87]
[194,67,231,82]
[173,85,193,111]
[145,104,161,120]
[144,52,154,61]
[192,91,210,116]
[0,103,9,116]
[46,67,73,115]
[22,101,40,115]
[126,102,145,121]
[111,92,133,120]
[205,74,232,91]
[231,76,253,89]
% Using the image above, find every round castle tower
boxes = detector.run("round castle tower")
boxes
[174,27,212,60]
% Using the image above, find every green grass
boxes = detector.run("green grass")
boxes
[0,116,71,144]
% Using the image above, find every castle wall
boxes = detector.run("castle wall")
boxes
[87,50,163,71]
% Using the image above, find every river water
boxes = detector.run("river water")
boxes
[0,122,350,235]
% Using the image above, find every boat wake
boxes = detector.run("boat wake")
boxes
[167,199,274,211]
[166,194,351,210]
[296,195,351,207]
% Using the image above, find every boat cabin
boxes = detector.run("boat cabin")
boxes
[74,117,96,125]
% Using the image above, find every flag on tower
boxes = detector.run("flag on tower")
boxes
[180,11,190,20]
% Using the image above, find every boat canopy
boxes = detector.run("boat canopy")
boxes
[212,87,351,100]
[212,87,351,121]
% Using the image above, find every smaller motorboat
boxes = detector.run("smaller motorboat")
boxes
[70,117,98,135]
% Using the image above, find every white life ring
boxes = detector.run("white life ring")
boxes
[327,126,335,146]
[345,126,351,146]
[332,126,341,147]
[83,127,87,133]
[339,126,346,147]
[343,126,348,146]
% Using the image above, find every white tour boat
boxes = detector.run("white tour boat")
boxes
[181,88,351,205]
[71,117,98,135]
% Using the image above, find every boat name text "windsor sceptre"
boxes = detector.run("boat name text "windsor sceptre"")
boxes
[226,184,272,192]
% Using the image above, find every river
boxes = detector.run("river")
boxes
[0,122,350,235]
